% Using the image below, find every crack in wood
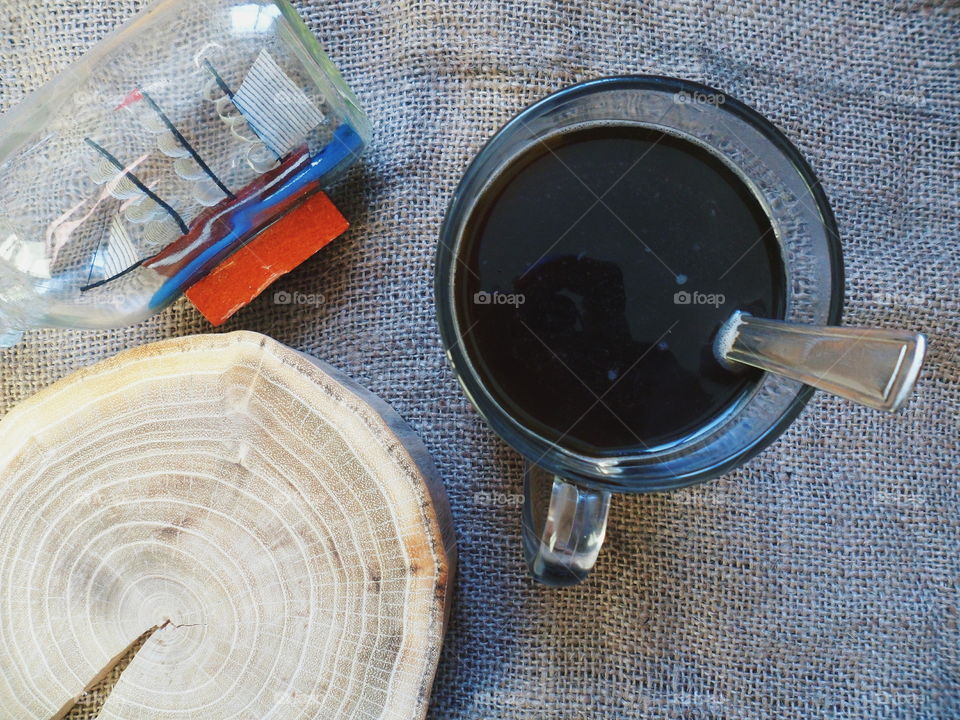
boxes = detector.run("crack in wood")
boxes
[54,622,167,720]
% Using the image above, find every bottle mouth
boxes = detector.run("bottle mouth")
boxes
[0,262,45,347]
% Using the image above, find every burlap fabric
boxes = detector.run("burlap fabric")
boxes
[1,1,957,718]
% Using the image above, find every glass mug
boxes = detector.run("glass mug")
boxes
[0,0,369,347]
[435,77,847,586]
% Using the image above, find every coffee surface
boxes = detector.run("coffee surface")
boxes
[456,125,785,453]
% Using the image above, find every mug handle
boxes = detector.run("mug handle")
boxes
[522,463,612,586]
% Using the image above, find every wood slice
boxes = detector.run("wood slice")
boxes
[0,331,456,719]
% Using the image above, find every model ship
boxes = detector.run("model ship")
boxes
[79,49,362,312]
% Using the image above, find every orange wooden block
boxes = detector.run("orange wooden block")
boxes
[186,191,349,326]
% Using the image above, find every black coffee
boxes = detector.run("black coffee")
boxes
[455,124,785,453]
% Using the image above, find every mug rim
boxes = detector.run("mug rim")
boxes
[435,75,844,493]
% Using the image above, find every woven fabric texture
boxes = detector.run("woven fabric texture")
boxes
[1,0,958,718]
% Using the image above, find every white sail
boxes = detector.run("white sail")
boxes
[233,49,325,158]
[103,216,142,278]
